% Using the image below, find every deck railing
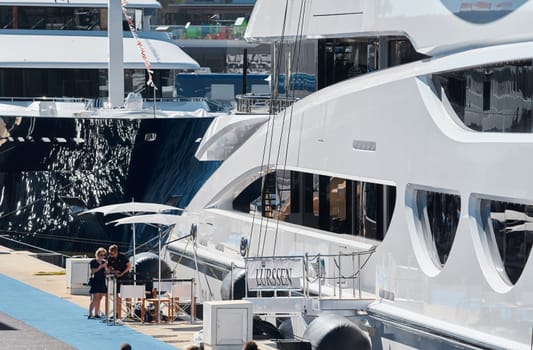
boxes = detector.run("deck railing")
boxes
[235,94,297,114]
[151,24,247,41]
[233,248,376,301]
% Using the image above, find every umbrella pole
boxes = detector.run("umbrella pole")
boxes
[158,226,161,324]
[133,223,136,285]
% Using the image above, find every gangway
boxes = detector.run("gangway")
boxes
[235,249,376,319]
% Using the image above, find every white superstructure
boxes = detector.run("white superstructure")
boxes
[0,0,208,118]
[164,0,533,349]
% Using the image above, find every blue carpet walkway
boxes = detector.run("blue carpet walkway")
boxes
[0,274,179,350]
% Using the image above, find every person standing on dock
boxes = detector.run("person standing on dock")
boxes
[88,247,108,319]
[107,244,131,320]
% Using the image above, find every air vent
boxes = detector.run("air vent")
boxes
[352,140,376,152]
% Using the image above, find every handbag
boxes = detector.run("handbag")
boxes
[88,276,94,287]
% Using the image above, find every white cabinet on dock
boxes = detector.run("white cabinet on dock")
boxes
[66,258,91,295]
[203,300,253,350]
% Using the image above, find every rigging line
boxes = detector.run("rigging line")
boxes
[193,234,214,298]
[25,233,119,245]
[272,0,308,255]
[257,62,285,256]
[27,117,36,137]
[258,0,291,258]
[252,67,276,255]
[169,236,192,273]
[0,235,71,258]
[1,229,122,245]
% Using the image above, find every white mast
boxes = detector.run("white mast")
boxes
[108,0,124,108]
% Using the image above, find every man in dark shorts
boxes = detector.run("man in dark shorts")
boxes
[108,244,132,320]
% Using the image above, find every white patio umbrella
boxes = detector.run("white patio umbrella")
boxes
[110,213,180,323]
[79,202,183,284]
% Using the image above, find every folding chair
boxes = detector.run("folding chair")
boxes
[147,281,174,323]
[120,284,146,323]
[169,283,196,323]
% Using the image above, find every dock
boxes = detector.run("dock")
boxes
[0,245,277,350]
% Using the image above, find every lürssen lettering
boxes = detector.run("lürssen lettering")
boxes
[255,268,293,287]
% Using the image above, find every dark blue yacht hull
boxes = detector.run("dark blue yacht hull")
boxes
[0,116,220,255]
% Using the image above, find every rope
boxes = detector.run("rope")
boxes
[271,0,307,255]
[251,0,291,258]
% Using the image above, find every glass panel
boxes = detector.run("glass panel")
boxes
[232,171,395,242]
[434,60,533,132]
[0,6,105,30]
[388,39,426,67]
[329,178,347,233]
[362,183,378,239]
[304,173,319,228]
[416,190,460,267]
[233,177,262,213]
[481,199,533,284]
[275,170,291,221]
[275,40,317,98]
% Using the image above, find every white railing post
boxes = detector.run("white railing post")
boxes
[338,251,342,299]
[358,253,362,299]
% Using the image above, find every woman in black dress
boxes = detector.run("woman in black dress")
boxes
[88,247,108,319]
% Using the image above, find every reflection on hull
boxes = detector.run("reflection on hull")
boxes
[0,117,219,254]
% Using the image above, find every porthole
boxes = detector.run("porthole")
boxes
[411,187,460,271]
[475,197,533,286]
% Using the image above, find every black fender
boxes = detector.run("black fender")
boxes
[303,314,371,350]
[131,252,172,291]
[253,316,282,339]
[220,268,246,300]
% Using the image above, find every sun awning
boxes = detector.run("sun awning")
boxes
[109,213,181,227]
[0,32,199,70]
[0,1,161,8]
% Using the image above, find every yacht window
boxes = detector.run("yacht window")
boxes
[388,39,427,67]
[232,170,396,241]
[316,37,426,90]
[415,190,460,267]
[233,177,262,213]
[274,40,318,99]
[0,6,106,30]
[434,60,533,132]
[480,199,533,284]
[0,68,173,99]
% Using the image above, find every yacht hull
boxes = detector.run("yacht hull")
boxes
[0,116,219,254]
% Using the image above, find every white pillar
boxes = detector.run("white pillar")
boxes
[108,0,124,108]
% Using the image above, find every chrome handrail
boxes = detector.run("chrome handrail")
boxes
[236,248,376,300]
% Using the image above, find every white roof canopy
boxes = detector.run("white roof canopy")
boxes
[0,32,199,70]
[80,202,183,216]
[0,1,161,8]
[110,213,181,227]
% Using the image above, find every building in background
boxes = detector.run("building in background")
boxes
[154,0,270,74]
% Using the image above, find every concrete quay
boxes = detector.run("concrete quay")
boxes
[0,245,278,350]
